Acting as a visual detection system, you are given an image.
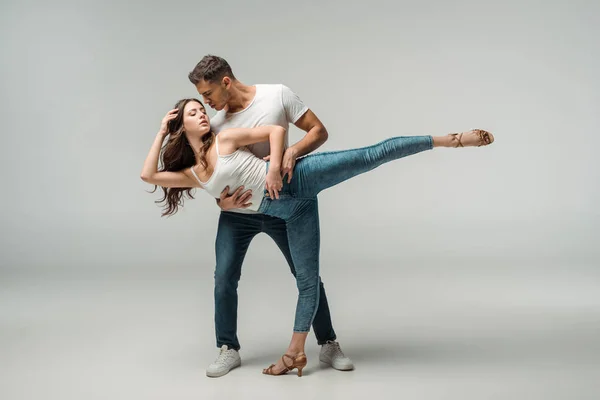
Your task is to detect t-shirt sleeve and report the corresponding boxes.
[281,85,309,124]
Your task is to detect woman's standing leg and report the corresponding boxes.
[263,200,338,345]
[260,199,321,376]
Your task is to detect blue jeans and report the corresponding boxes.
[258,135,434,332]
[214,209,337,350]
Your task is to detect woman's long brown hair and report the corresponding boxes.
[150,98,214,217]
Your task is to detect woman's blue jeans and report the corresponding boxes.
[258,135,433,332]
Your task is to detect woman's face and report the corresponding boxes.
[182,101,210,136]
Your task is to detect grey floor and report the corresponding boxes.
[2,259,599,400]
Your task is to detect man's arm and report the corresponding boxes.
[290,109,329,158]
[279,109,329,183]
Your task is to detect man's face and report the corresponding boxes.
[195,78,230,111]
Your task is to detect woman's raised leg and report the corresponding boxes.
[290,129,493,198]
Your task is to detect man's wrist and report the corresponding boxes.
[286,146,299,157]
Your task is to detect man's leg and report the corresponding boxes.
[263,209,337,344]
[213,211,260,350]
[208,211,261,378]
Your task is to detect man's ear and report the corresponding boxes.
[222,76,231,88]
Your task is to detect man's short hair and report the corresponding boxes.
[188,55,236,84]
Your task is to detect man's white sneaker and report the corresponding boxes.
[206,345,241,377]
[319,340,354,371]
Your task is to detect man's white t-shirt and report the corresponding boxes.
[210,84,309,213]
[210,84,309,159]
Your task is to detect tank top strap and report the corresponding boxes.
[215,134,220,156]
[189,165,204,187]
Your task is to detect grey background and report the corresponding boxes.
[1,0,599,399]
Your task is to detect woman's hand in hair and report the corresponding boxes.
[159,109,178,136]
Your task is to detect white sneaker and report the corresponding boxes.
[319,340,354,371]
[206,345,241,377]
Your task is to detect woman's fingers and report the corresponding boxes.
[163,109,178,120]
[161,109,179,127]
[268,182,281,200]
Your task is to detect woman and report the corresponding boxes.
[141,98,494,377]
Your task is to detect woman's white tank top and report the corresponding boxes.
[189,137,267,212]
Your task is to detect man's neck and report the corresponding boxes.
[225,81,256,114]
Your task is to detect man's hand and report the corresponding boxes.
[216,186,253,210]
[264,147,298,183]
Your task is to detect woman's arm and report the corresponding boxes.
[219,125,286,199]
[218,125,286,170]
[140,109,198,188]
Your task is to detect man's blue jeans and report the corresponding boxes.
[214,207,337,350]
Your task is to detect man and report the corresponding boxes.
[188,55,354,377]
